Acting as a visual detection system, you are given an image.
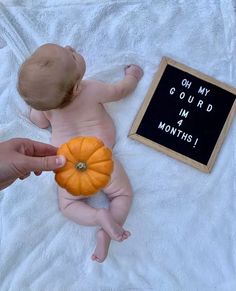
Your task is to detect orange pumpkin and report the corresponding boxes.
[55,136,113,196]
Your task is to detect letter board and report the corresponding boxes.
[129,57,236,172]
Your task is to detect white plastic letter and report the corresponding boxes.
[170,87,176,95]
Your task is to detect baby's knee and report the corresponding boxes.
[58,194,71,214]
[58,196,65,211]
[108,186,133,201]
[120,180,133,199]
[124,187,133,198]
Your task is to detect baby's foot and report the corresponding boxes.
[91,229,111,263]
[121,230,131,240]
[125,64,144,81]
[96,208,130,242]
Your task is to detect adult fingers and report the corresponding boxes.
[23,155,66,172]
[19,173,31,180]
[30,140,58,157]
[16,139,58,157]
[34,171,42,176]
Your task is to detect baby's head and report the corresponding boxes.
[18,43,86,110]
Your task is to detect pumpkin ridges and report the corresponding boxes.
[65,143,78,163]
[86,169,110,189]
[55,168,75,188]
[88,159,112,165]
[88,160,113,175]
[84,171,98,191]
[64,170,76,188]
[80,137,104,161]
[64,171,80,194]
[87,168,110,178]
[80,172,98,195]
[87,146,112,164]
[67,136,103,162]
[65,136,84,162]
[78,136,84,161]
[57,144,77,164]
[76,172,81,195]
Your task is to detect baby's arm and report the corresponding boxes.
[92,64,143,103]
[30,108,50,129]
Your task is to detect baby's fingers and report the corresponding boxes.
[125,64,144,81]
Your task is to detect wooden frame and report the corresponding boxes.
[129,57,236,172]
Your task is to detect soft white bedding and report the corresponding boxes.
[0,1,235,290]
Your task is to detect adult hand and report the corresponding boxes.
[0,138,66,190]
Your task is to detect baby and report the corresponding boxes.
[17,43,143,262]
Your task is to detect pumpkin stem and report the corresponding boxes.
[76,162,87,171]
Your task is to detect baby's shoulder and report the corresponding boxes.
[85,77,112,86]
[83,79,105,88]
[83,79,111,94]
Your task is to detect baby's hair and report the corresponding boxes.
[17,54,75,111]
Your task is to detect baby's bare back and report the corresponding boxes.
[45,80,116,148]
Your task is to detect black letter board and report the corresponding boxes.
[129,57,236,172]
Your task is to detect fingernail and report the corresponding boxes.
[56,155,66,166]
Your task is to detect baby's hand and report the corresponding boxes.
[125,64,144,81]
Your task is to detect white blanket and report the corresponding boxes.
[0,1,235,290]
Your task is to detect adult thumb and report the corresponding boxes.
[24,155,66,172]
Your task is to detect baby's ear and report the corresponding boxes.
[72,80,81,96]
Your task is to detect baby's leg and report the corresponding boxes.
[92,159,133,262]
[105,159,132,234]
[58,187,127,241]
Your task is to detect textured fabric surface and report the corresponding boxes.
[0,1,235,290]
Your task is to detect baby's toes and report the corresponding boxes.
[115,233,124,242]
[122,230,131,240]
